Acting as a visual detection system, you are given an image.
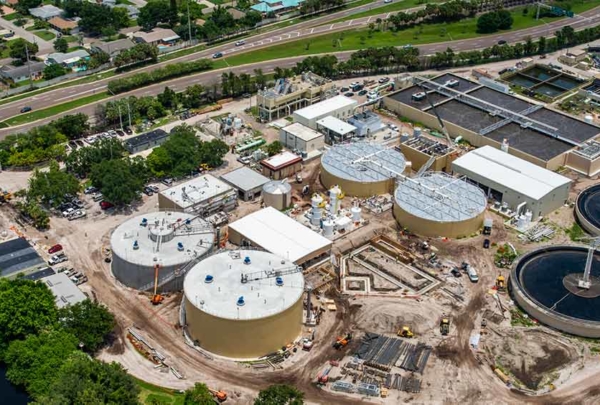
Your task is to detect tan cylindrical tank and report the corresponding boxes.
[262,180,292,210]
[393,203,485,238]
[183,250,304,359]
[320,142,406,198]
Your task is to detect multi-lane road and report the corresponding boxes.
[1,3,600,136]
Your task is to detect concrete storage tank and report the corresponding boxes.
[576,184,600,236]
[510,245,600,337]
[262,180,292,210]
[183,250,305,359]
[393,172,486,238]
[321,142,406,197]
[110,212,214,292]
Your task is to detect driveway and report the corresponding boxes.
[0,17,54,54]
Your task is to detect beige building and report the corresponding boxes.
[158,175,237,215]
[383,73,600,173]
[257,72,334,121]
[183,250,304,359]
[279,122,324,154]
[398,136,457,173]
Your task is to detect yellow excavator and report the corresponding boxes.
[496,275,506,292]
[150,264,164,305]
[398,326,414,338]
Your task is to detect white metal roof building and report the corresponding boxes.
[317,116,357,143]
[42,273,86,308]
[452,145,571,219]
[183,250,304,358]
[293,95,358,129]
[228,207,332,265]
[158,175,237,214]
[279,122,324,154]
[220,167,270,201]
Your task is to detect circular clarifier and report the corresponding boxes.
[576,184,600,235]
[510,245,600,337]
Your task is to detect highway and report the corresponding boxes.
[1,5,599,136]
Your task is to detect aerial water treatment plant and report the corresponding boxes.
[183,250,305,359]
[110,212,215,291]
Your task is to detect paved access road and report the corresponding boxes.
[1,5,600,136]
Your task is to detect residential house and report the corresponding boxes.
[114,4,139,18]
[132,28,180,47]
[91,38,136,60]
[0,61,45,83]
[227,8,246,20]
[28,5,64,20]
[45,49,90,71]
[48,17,79,35]
[251,0,304,14]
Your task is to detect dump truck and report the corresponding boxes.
[440,318,450,336]
[398,326,414,338]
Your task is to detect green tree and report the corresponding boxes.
[184,383,214,404]
[496,10,513,30]
[17,201,50,229]
[265,141,282,157]
[28,160,80,207]
[199,139,228,169]
[158,124,203,177]
[52,114,89,140]
[90,158,146,205]
[181,84,205,109]
[138,0,172,31]
[58,300,115,353]
[15,0,42,14]
[43,63,67,80]
[53,37,69,53]
[65,138,126,177]
[5,329,78,397]
[38,351,140,405]
[9,39,39,62]
[0,278,58,351]
[254,384,304,405]
[146,146,172,178]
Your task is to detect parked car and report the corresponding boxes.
[388,123,399,131]
[62,207,75,217]
[76,140,85,147]
[100,201,114,210]
[341,87,349,92]
[20,106,32,113]
[48,244,63,254]
[149,185,160,193]
[143,187,154,196]
[116,130,125,137]
[235,40,245,46]
[48,253,68,266]
[450,267,462,277]
[84,186,97,194]
[161,178,173,186]
[69,141,78,149]
[344,92,354,97]
[124,127,133,135]
[378,77,390,84]
[483,238,490,249]
[92,193,104,202]
[358,89,368,96]
[466,266,479,282]
[212,52,223,58]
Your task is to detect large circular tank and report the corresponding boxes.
[183,250,305,359]
[575,184,600,235]
[262,180,292,210]
[393,172,486,238]
[320,142,406,197]
[110,212,214,292]
[510,245,600,337]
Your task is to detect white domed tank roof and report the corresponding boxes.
[111,212,214,268]
[184,250,305,321]
[262,180,292,195]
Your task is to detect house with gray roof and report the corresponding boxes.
[0,61,45,83]
[29,4,63,20]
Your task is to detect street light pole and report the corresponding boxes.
[25,44,32,89]
[187,0,192,46]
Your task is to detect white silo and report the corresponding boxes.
[262,180,292,211]
[351,206,361,223]
[322,219,335,238]
[501,139,509,153]
[310,194,324,225]
[329,185,342,215]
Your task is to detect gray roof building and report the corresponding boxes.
[0,61,46,82]
[92,38,137,57]
[0,238,45,278]
[46,49,90,65]
[28,5,63,20]
[23,267,55,281]
[41,273,87,308]
[220,166,270,201]
[124,129,169,153]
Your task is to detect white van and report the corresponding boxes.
[467,266,479,283]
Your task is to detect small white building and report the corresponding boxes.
[41,273,86,308]
[279,122,324,154]
[317,116,357,143]
[228,206,332,265]
[293,95,357,129]
[452,145,571,220]
[158,174,237,215]
[347,111,386,137]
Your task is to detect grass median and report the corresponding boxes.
[329,0,436,23]
[135,378,184,405]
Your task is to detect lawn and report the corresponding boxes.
[33,30,56,41]
[135,378,185,405]
[330,0,438,23]
[67,46,85,52]
[3,12,27,21]
[62,35,79,43]
[1,92,109,126]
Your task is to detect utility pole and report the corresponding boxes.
[187,0,192,46]
[117,103,123,130]
[25,44,32,89]
[127,100,132,128]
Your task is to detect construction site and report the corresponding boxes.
[5,68,600,405]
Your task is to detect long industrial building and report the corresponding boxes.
[183,250,304,358]
[293,95,357,129]
[228,207,332,266]
[383,73,600,173]
[452,146,571,220]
